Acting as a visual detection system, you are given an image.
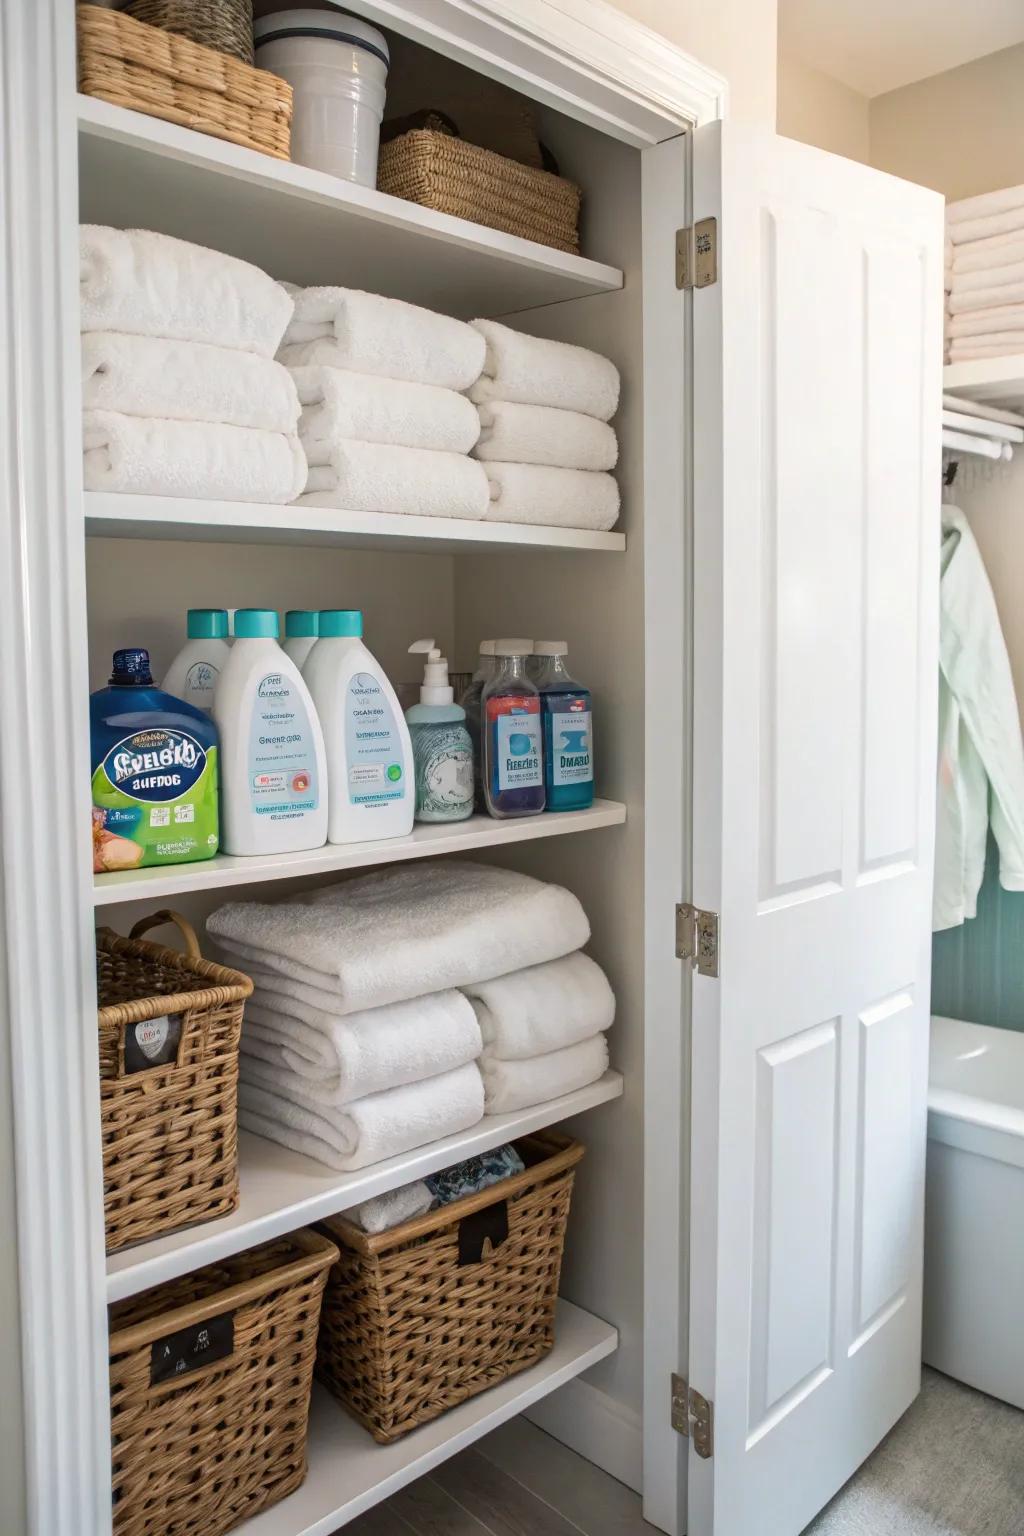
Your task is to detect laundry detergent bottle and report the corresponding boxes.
[282,609,319,669]
[406,639,474,823]
[304,609,414,843]
[161,608,231,714]
[481,639,545,818]
[533,641,594,811]
[91,647,219,872]
[213,608,327,855]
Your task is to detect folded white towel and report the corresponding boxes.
[240,989,482,1104]
[293,364,480,455]
[485,461,620,531]
[81,333,300,432]
[481,1035,609,1114]
[461,951,615,1061]
[80,225,292,357]
[952,259,1024,296]
[947,184,1024,228]
[237,1061,485,1172]
[82,411,307,502]
[299,440,489,519]
[952,233,1024,274]
[949,279,1024,315]
[348,1182,434,1233]
[948,210,1024,248]
[948,336,1024,361]
[947,304,1024,338]
[279,288,485,390]
[473,400,618,471]
[469,319,620,422]
[208,860,591,1013]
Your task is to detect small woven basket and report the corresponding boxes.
[124,0,255,66]
[316,1131,584,1443]
[109,1229,338,1536]
[77,4,292,161]
[378,129,582,253]
[97,910,252,1254]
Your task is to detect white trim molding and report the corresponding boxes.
[526,1375,644,1492]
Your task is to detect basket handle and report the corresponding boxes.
[129,909,202,960]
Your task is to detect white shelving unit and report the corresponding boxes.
[944,355,1024,414]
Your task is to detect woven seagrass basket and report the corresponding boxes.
[109,1229,338,1536]
[97,910,252,1254]
[378,129,582,253]
[316,1131,584,1443]
[77,4,292,160]
[124,0,255,66]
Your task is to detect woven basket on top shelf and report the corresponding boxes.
[108,1229,338,1536]
[124,0,256,66]
[378,129,582,254]
[97,910,252,1253]
[316,1131,584,1443]
[77,3,292,160]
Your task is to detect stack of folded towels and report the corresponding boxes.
[469,318,621,531]
[207,859,615,1172]
[946,186,1024,364]
[279,285,491,519]
[80,226,306,502]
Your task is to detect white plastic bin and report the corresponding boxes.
[255,10,389,186]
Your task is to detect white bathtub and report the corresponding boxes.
[924,1014,1024,1408]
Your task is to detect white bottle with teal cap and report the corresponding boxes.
[162,609,231,714]
[304,609,414,844]
[282,610,319,669]
[214,607,328,855]
[406,640,474,823]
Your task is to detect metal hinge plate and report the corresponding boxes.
[671,1374,715,1458]
[676,903,720,977]
[675,217,718,290]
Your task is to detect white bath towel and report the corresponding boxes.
[947,304,1024,338]
[948,210,1024,248]
[80,225,292,357]
[948,279,1024,315]
[293,365,480,455]
[240,989,482,1104]
[279,288,485,390]
[347,1181,434,1233]
[462,951,615,1061]
[485,461,620,531]
[469,319,620,422]
[952,259,1024,296]
[237,1061,485,1172]
[82,411,307,502]
[81,333,300,432]
[473,400,618,471]
[481,1035,609,1114]
[299,440,490,519]
[948,184,1024,228]
[208,860,591,1013]
[952,234,1024,275]
[948,337,1024,361]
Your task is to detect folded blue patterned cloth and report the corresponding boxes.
[426,1144,525,1207]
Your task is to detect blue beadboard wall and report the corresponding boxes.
[932,836,1024,1032]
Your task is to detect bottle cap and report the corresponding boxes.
[533,640,568,656]
[409,639,454,705]
[493,638,534,657]
[234,609,279,639]
[110,647,154,686]
[285,610,319,638]
[319,609,363,638]
[186,608,229,640]
[479,640,496,657]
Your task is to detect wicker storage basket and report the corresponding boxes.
[77,4,292,161]
[378,129,582,254]
[316,1131,585,1442]
[124,0,255,66]
[109,1229,338,1536]
[97,910,252,1254]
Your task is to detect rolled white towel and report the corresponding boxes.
[299,440,490,519]
[293,364,480,455]
[81,333,300,432]
[279,288,485,390]
[469,319,620,421]
[237,1061,485,1172]
[481,1035,609,1114]
[82,411,307,503]
[348,1181,434,1233]
[240,988,482,1104]
[473,400,618,471]
[947,304,1024,338]
[80,225,292,357]
[461,952,615,1061]
[485,461,620,531]
[208,860,592,1014]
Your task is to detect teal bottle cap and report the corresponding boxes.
[234,608,280,639]
[187,608,229,640]
[319,609,363,638]
[285,610,319,638]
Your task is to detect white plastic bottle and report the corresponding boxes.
[213,608,328,855]
[282,609,319,669]
[304,608,414,844]
[161,609,232,714]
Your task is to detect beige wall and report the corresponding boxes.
[612,0,778,124]
[777,51,870,161]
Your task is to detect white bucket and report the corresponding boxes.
[255,10,389,187]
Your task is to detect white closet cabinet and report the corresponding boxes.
[0,4,940,1536]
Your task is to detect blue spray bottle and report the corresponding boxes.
[533,641,594,811]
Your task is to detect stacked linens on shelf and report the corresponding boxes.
[946,186,1024,363]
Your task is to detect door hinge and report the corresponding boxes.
[675,903,720,977]
[675,217,718,290]
[671,1374,715,1458]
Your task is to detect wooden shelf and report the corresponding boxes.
[93,801,626,906]
[77,96,623,317]
[232,1301,617,1536]
[944,356,1024,414]
[106,1071,623,1301]
[84,492,627,555]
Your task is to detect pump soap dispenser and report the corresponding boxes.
[405,639,474,823]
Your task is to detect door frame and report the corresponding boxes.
[1,3,723,1530]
